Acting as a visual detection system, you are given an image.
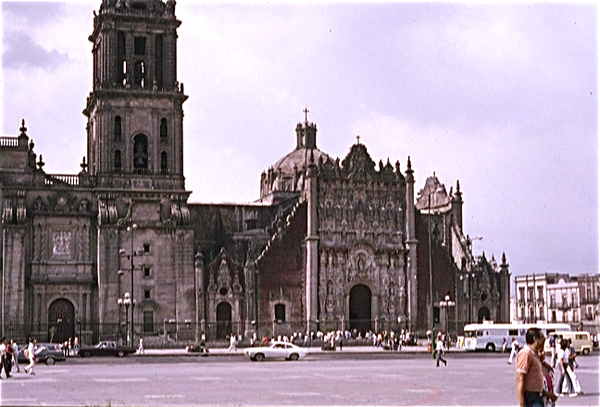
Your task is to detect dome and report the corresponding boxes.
[272,147,330,175]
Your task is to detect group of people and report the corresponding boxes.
[515,328,584,407]
[0,337,38,378]
[550,336,582,398]
[60,336,80,357]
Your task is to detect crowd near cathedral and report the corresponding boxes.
[0,0,510,345]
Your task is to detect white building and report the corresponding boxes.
[514,273,599,334]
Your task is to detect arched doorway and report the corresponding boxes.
[216,302,232,340]
[48,299,75,344]
[477,307,490,323]
[349,284,371,334]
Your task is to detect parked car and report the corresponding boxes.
[77,341,137,357]
[17,343,66,365]
[244,341,308,361]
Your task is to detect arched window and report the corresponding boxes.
[114,116,122,138]
[114,149,122,170]
[160,151,168,173]
[133,134,149,170]
[134,60,146,88]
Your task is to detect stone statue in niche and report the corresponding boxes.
[79,199,90,213]
[326,280,334,314]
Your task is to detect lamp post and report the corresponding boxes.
[127,224,137,348]
[118,292,131,346]
[439,294,455,340]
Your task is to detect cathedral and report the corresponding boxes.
[0,0,510,345]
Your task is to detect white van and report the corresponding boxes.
[549,331,593,355]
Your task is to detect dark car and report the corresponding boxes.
[18,343,66,365]
[77,341,137,357]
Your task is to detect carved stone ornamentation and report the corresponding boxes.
[52,230,71,258]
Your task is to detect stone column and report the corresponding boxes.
[194,250,204,342]
[404,157,418,331]
[305,151,319,336]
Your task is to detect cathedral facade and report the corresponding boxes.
[0,0,510,345]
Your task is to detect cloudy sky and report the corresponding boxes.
[2,1,598,283]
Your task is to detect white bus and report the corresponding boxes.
[464,322,571,352]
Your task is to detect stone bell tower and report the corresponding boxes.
[84,0,195,337]
[83,0,187,189]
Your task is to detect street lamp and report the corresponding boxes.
[117,293,131,346]
[117,292,136,347]
[127,224,137,347]
[439,294,456,341]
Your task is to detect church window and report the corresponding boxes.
[143,311,154,333]
[134,37,146,56]
[143,266,151,278]
[160,151,168,173]
[144,289,151,299]
[114,149,122,170]
[160,118,168,140]
[133,134,149,171]
[117,31,126,86]
[114,116,122,138]
[274,304,286,322]
[134,60,146,88]
[143,244,150,254]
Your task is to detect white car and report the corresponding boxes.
[244,341,308,361]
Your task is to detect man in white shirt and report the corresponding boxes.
[24,338,36,375]
[508,337,520,364]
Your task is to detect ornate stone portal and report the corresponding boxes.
[314,142,411,331]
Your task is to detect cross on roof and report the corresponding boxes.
[303,107,309,122]
[356,135,360,144]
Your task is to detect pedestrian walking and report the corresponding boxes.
[228,333,237,352]
[435,333,447,367]
[515,327,557,407]
[548,335,556,367]
[24,338,36,375]
[0,337,12,379]
[555,339,580,397]
[567,340,579,369]
[137,337,145,355]
[508,337,520,364]
[10,340,20,373]
[502,338,508,353]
